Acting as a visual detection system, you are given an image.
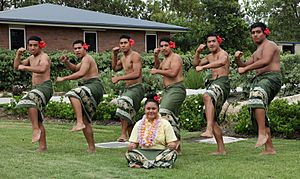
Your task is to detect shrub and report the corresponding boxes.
[184,69,207,89]
[179,94,206,131]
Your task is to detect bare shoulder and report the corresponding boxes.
[265,40,279,51]
[172,53,183,62]
[83,54,94,62]
[131,51,142,62]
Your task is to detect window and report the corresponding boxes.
[9,28,25,50]
[84,31,97,52]
[282,45,295,54]
[145,34,157,52]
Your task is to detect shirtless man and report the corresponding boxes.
[112,35,144,142]
[57,40,104,153]
[14,36,53,152]
[235,22,281,155]
[193,33,230,155]
[151,37,186,153]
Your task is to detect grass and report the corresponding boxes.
[0,119,299,179]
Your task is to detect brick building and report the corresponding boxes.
[0,4,188,53]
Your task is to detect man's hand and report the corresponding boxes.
[150,68,158,75]
[128,143,138,151]
[154,48,160,57]
[196,66,204,72]
[56,77,65,82]
[238,67,246,74]
[18,65,26,71]
[234,51,243,60]
[112,47,120,54]
[59,55,69,63]
[16,47,26,56]
[111,76,119,84]
[196,44,206,53]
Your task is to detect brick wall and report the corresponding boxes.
[0,24,9,49]
[0,24,170,53]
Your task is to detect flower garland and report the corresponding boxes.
[138,115,160,147]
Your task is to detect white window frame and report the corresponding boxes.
[83,31,98,52]
[145,32,157,52]
[9,27,26,50]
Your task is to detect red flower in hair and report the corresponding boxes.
[264,28,270,36]
[38,41,46,49]
[83,43,89,50]
[153,95,160,103]
[217,36,223,44]
[129,39,135,46]
[169,41,176,48]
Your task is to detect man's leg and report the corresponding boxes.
[210,121,226,155]
[38,122,47,152]
[82,117,95,153]
[118,118,128,142]
[28,108,41,143]
[201,94,214,138]
[254,108,268,148]
[260,127,276,155]
[69,97,85,131]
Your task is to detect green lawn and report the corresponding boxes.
[0,119,299,179]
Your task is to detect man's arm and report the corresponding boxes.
[60,55,79,72]
[57,58,90,81]
[112,47,122,72]
[152,55,182,78]
[234,51,254,67]
[241,43,276,73]
[193,44,209,67]
[18,55,49,73]
[201,53,228,70]
[13,47,29,70]
[153,48,161,69]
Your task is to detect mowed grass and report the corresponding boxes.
[0,119,299,179]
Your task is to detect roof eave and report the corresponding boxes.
[0,19,189,32]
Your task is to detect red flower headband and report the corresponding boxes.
[153,95,160,103]
[83,43,89,50]
[169,41,176,48]
[38,41,46,49]
[264,28,270,36]
[129,39,135,46]
[217,36,223,44]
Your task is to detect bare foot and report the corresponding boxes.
[255,134,269,148]
[131,164,141,168]
[32,129,41,143]
[209,151,226,155]
[87,148,96,153]
[260,150,276,155]
[71,123,86,132]
[200,130,214,138]
[117,136,127,142]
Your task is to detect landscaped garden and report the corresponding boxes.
[1,48,300,178]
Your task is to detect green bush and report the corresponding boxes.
[184,69,207,89]
[232,99,300,138]
[179,94,206,131]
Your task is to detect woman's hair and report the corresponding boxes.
[144,92,160,107]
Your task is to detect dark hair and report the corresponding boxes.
[250,22,267,32]
[206,32,219,39]
[27,36,42,43]
[144,92,160,107]
[159,36,171,43]
[120,35,131,40]
[72,40,84,46]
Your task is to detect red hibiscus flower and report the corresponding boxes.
[217,36,223,44]
[153,95,160,103]
[129,39,135,46]
[264,28,270,36]
[38,41,46,49]
[169,41,176,48]
[83,43,89,50]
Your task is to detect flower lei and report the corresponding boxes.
[38,41,46,49]
[169,41,176,48]
[138,114,160,147]
[129,39,135,46]
[83,43,89,50]
[264,28,270,36]
[217,36,223,44]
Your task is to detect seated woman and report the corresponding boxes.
[125,93,178,169]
